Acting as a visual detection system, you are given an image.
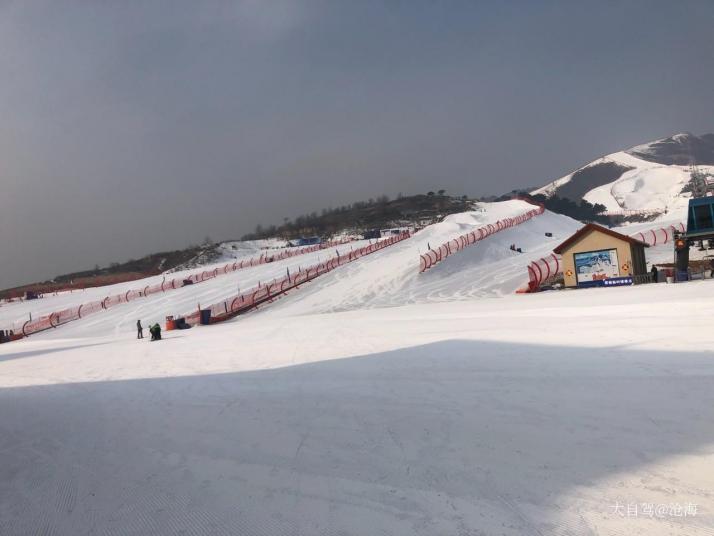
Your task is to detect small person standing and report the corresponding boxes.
[137,319,144,339]
[650,265,659,283]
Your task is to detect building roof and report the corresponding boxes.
[553,223,649,254]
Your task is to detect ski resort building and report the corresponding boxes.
[554,224,649,288]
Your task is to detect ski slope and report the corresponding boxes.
[264,200,581,316]
[0,241,367,339]
[170,238,291,270]
[0,239,289,329]
[1,200,580,338]
[3,199,703,340]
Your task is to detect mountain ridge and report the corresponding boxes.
[532,132,714,216]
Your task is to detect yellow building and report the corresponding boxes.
[553,224,649,288]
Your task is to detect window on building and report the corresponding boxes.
[693,204,714,231]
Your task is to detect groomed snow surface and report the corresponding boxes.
[1,200,713,535]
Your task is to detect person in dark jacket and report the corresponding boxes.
[650,265,659,283]
[137,319,144,339]
[150,323,162,341]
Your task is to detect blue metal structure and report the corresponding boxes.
[673,196,714,281]
[686,196,714,235]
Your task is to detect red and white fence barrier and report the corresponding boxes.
[167,238,353,278]
[601,208,661,217]
[631,222,685,247]
[523,222,686,292]
[419,204,545,273]
[8,238,354,340]
[179,233,412,325]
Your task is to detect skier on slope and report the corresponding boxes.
[136,319,144,339]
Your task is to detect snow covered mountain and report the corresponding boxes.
[532,132,714,218]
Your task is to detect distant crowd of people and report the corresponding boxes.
[509,244,523,253]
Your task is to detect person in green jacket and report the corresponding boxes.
[149,323,162,341]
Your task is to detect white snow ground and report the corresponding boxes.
[1,200,713,535]
[1,281,713,535]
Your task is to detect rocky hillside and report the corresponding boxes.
[627,132,714,165]
[241,193,473,240]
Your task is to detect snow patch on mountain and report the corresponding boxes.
[532,133,714,221]
[582,156,692,213]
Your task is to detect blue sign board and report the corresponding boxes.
[578,276,633,288]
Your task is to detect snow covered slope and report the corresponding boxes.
[0,241,366,338]
[2,195,714,535]
[581,153,693,214]
[0,241,307,329]
[264,200,580,315]
[2,276,714,536]
[0,201,580,337]
[167,238,294,272]
[532,133,714,219]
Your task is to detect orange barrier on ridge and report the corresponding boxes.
[419,203,545,273]
[178,233,412,326]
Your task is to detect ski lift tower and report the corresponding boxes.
[675,195,714,280]
[689,165,714,198]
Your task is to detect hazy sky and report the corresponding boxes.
[1,1,713,288]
